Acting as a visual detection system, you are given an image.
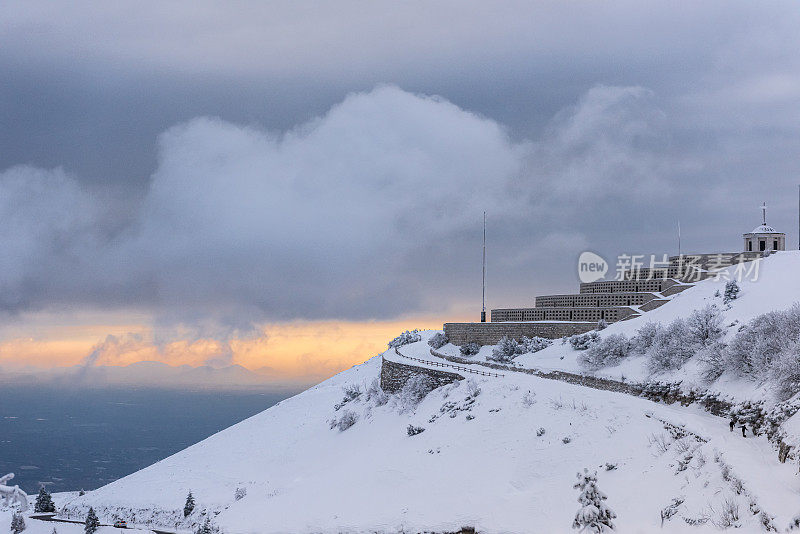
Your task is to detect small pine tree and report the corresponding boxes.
[35,486,56,513]
[724,280,740,304]
[10,512,26,534]
[84,507,100,534]
[184,491,196,517]
[195,518,219,534]
[572,469,616,532]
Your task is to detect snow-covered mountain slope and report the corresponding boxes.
[66,351,796,532]
[62,252,800,533]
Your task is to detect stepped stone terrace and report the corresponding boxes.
[445,250,764,346]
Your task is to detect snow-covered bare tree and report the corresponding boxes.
[572,469,616,532]
[698,342,727,383]
[630,322,661,355]
[687,305,724,346]
[647,319,693,374]
[579,334,631,371]
[726,305,800,379]
[771,346,800,400]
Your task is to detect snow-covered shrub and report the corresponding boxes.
[579,334,632,371]
[596,319,609,331]
[520,336,552,353]
[636,382,683,404]
[723,280,740,304]
[364,378,389,406]
[331,410,358,431]
[631,322,661,354]
[334,383,363,410]
[388,329,422,348]
[562,436,571,444]
[406,424,425,436]
[648,319,694,374]
[428,332,449,350]
[572,469,616,533]
[648,432,671,454]
[234,487,247,501]
[460,342,480,356]
[466,379,481,398]
[536,427,546,437]
[522,390,537,407]
[711,497,740,529]
[488,336,525,363]
[687,305,724,346]
[660,497,684,525]
[726,305,800,380]
[396,374,436,412]
[569,332,600,350]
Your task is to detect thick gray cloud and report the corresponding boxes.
[0,86,527,328]
[2,1,800,332]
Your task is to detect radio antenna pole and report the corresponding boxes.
[481,211,486,323]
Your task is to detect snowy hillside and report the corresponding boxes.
[51,252,800,533]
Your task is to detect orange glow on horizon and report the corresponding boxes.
[0,316,465,383]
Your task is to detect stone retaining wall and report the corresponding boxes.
[428,348,733,417]
[380,356,464,393]
[444,321,596,345]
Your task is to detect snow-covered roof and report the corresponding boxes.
[747,224,782,234]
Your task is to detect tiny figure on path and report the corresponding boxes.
[741,425,747,437]
[729,419,735,432]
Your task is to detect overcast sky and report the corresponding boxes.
[2,1,800,370]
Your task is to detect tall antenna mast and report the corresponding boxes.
[798,186,799,250]
[677,221,681,257]
[481,211,486,323]
[762,201,767,225]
